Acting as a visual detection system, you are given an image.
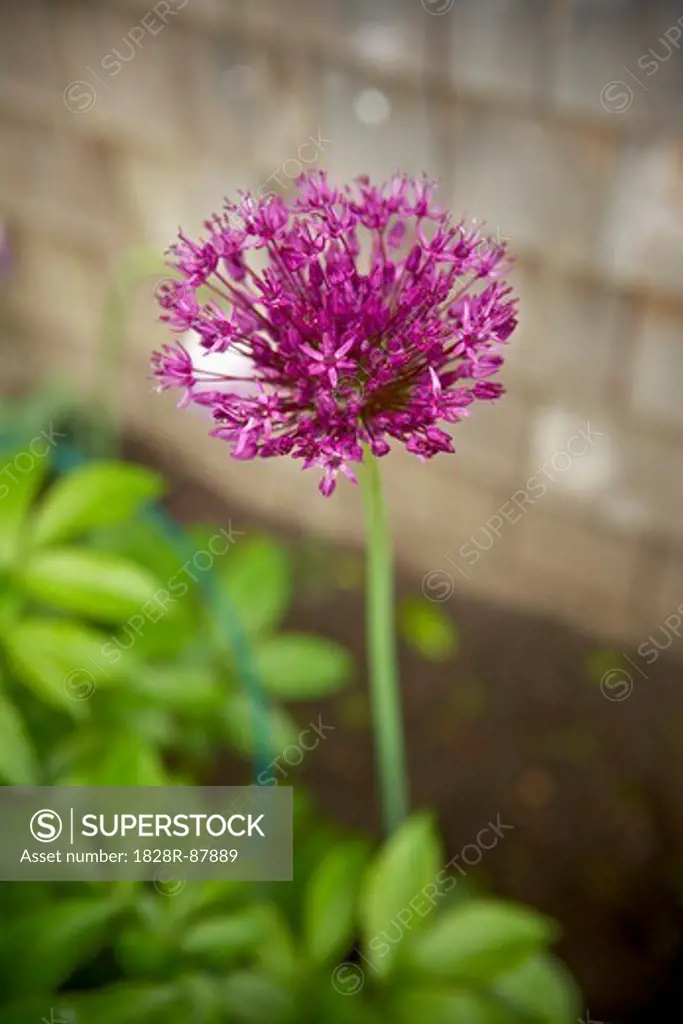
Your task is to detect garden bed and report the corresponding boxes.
[129,434,683,1024]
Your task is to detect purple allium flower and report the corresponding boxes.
[151,172,518,496]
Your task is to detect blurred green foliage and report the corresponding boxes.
[0,806,578,1024]
[0,451,352,786]
[398,596,458,663]
[0,448,579,1022]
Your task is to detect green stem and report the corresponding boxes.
[358,453,408,834]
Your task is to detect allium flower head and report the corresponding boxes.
[151,172,518,495]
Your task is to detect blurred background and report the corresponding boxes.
[2,0,683,1021]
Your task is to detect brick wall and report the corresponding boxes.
[2,0,683,645]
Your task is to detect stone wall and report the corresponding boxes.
[2,0,683,645]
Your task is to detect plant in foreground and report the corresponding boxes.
[0,450,352,788]
[151,171,519,833]
[0,809,580,1024]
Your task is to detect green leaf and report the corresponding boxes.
[256,634,352,699]
[392,985,509,1024]
[174,972,225,1021]
[312,987,387,1024]
[218,534,292,636]
[180,908,268,967]
[50,711,173,785]
[57,981,179,1024]
[0,586,22,636]
[492,953,581,1024]
[585,649,632,693]
[0,896,122,999]
[0,441,49,567]
[119,664,221,711]
[2,618,120,715]
[17,548,163,622]
[87,732,170,786]
[252,903,299,982]
[0,880,51,919]
[92,517,196,591]
[304,838,369,964]
[219,970,297,1023]
[114,923,171,979]
[0,997,71,1024]
[408,899,558,983]
[126,600,196,661]
[159,879,246,928]
[93,519,216,660]
[399,596,458,662]
[360,813,442,976]
[0,688,39,783]
[221,692,300,759]
[30,460,164,547]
